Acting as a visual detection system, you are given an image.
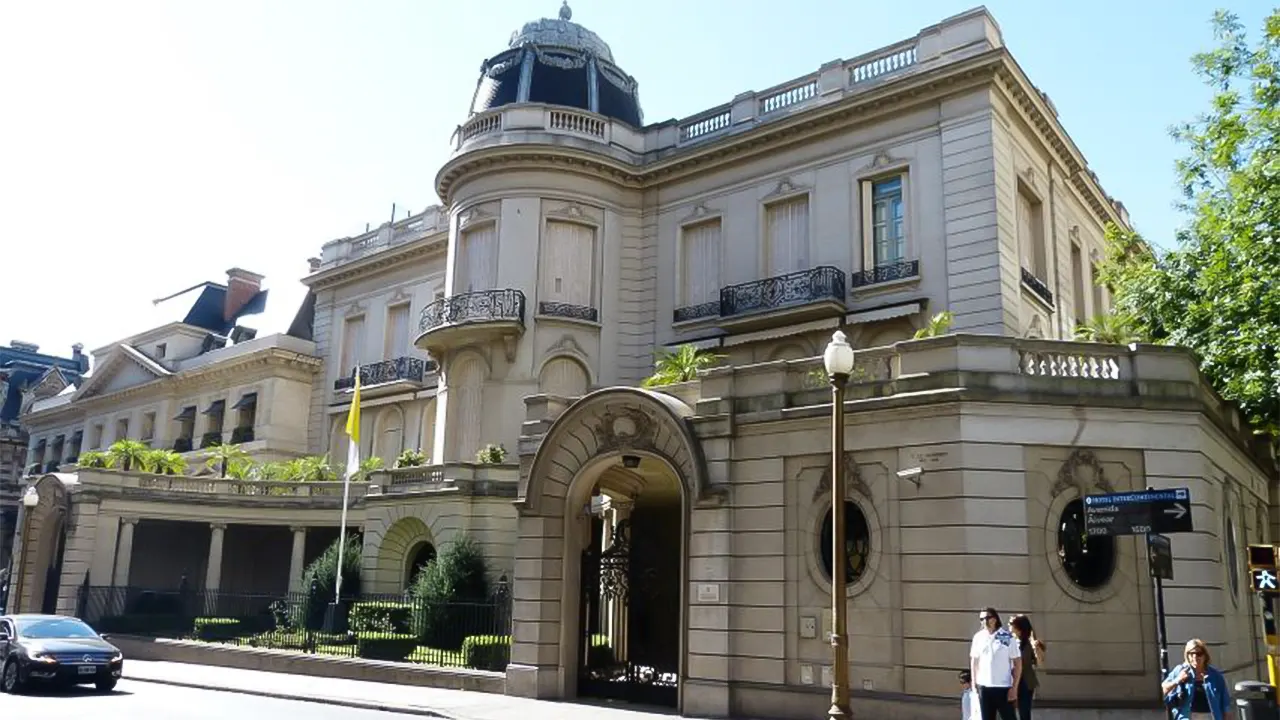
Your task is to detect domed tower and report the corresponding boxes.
[469,0,642,126]
[419,3,650,465]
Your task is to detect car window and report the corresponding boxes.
[0,620,11,637]
[16,617,99,639]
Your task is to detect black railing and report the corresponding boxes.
[173,437,193,453]
[334,356,437,391]
[78,584,513,672]
[719,266,846,318]
[1021,267,1055,306]
[851,259,919,288]
[419,289,526,334]
[200,431,223,449]
[538,302,599,323]
[230,426,255,444]
[672,301,720,324]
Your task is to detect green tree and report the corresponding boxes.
[641,344,724,387]
[1098,10,1280,444]
[912,311,954,339]
[203,443,252,478]
[106,439,150,472]
[1073,312,1145,345]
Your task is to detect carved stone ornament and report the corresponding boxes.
[548,202,593,224]
[1021,166,1037,188]
[813,452,873,502]
[387,287,412,306]
[343,301,366,319]
[549,334,585,357]
[872,151,892,168]
[1069,225,1081,242]
[458,207,494,230]
[1025,315,1045,340]
[590,406,658,455]
[1051,448,1116,498]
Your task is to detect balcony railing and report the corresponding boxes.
[419,289,526,334]
[537,302,599,323]
[719,266,846,318]
[334,356,437,391]
[673,301,721,324]
[1021,267,1055,306]
[851,259,920,288]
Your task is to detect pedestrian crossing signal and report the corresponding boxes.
[1252,568,1279,594]
[1249,544,1278,570]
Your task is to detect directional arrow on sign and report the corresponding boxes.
[1163,503,1188,520]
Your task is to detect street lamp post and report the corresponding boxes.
[11,486,40,615]
[822,331,856,720]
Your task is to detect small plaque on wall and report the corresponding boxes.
[696,583,721,603]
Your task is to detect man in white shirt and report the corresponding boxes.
[969,606,1021,720]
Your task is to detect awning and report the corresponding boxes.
[845,301,923,325]
[231,392,258,410]
[52,434,65,446]
[173,406,196,421]
[201,399,226,416]
[70,430,83,443]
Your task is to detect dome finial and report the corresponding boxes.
[559,0,572,21]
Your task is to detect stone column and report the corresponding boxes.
[204,523,226,592]
[111,518,137,616]
[288,526,307,593]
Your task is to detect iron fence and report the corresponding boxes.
[77,583,513,671]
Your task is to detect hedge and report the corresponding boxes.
[356,633,418,662]
[461,634,510,671]
[192,617,242,642]
[349,601,413,635]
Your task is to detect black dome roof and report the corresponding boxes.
[469,2,643,127]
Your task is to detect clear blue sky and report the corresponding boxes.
[0,0,1270,359]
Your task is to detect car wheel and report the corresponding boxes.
[95,677,118,693]
[1,659,22,694]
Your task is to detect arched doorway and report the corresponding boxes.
[508,388,712,711]
[406,541,437,588]
[17,475,70,615]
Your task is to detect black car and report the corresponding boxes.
[0,614,123,693]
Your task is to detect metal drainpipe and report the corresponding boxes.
[1049,168,1065,339]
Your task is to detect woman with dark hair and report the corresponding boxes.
[969,606,1021,720]
[1009,615,1046,719]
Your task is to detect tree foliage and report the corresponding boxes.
[641,344,724,387]
[1098,10,1280,441]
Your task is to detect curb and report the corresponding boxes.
[127,674,454,718]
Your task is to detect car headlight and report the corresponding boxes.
[110,652,123,663]
[30,652,58,664]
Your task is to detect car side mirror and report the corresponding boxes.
[0,632,9,641]
[99,633,111,641]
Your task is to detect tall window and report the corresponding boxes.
[1017,186,1047,280]
[1090,260,1105,315]
[1071,244,1086,324]
[680,219,722,307]
[458,223,497,293]
[141,412,156,443]
[540,221,594,307]
[870,177,905,267]
[90,423,104,450]
[114,417,129,443]
[765,196,809,276]
[340,315,366,374]
[384,304,410,359]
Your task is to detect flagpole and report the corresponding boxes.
[333,366,361,614]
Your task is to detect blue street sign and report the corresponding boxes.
[1083,487,1194,537]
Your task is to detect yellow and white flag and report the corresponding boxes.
[334,370,361,602]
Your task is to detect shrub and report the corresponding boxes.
[349,601,413,634]
[76,451,110,469]
[395,449,428,468]
[356,633,418,662]
[300,533,363,629]
[193,617,242,642]
[408,534,491,649]
[461,634,510,671]
[475,443,506,464]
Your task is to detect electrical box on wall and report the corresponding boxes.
[800,615,817,638]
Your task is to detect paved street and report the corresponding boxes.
[4,679,420,719]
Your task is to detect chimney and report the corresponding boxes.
[224,268,265,322]
[72,343,88,373]
[307,257,322,273]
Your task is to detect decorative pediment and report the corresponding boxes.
[813,452,873,502]
[1025,315,1045,339]
[458,206,495,231]
[29,367,70,400]
[1019,166,1038,190]
[387,287,413,306]
[678,203,721,227]
[1050,448,1116,498]
[546,201,599,226]
[763,176,810,203]
[343,301,367,319]
[73,344,168,401]
[1068,225,1081,243]
[549,334,586,358]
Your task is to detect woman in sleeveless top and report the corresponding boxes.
[1009,615,1045,720]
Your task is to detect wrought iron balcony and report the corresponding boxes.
[851,259,920,289]
[419,289,526,334]
[673,301,720,324]
[1021,267,1055,306]
[720,266,846,318]
[538,302,599,323]
[334,356,437,391]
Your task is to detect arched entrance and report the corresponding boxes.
[506,388,712,711]
[16,475,71,615]
[406,541,437,588]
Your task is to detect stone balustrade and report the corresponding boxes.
[75,468,369,505]
[367,463,520,498]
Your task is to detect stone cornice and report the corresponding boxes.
[26,347,322,423]
[304,234,448,291]
[435,49,1125,237]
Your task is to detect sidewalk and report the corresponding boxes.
[123,659,677,719]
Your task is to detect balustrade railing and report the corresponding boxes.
[129,474,367,499]
[418,289,526,334]
[720,266,846,318]
[851,259,920,288]
[1018,344,1124,380]
[335,356,436,391]
[538,302,598,323]
[673,300,721,324]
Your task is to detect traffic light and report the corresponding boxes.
[1249,544,1279,594]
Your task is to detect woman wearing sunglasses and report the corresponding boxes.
[1161,638,1232,720]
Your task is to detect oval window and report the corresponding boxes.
[1057,498,1116,589]
[820,500,872,585]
